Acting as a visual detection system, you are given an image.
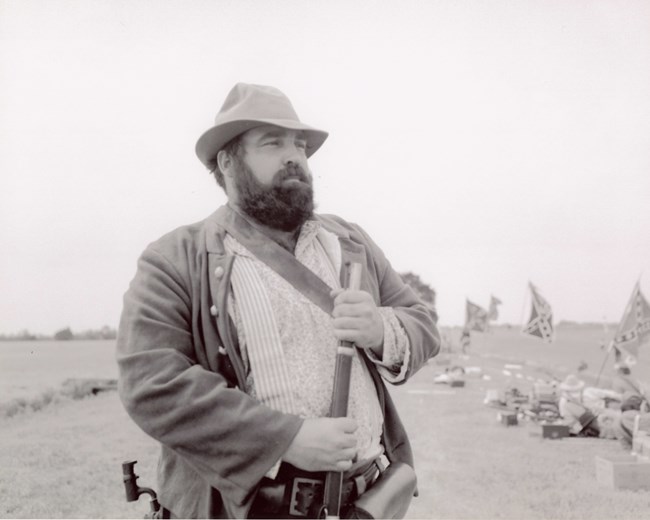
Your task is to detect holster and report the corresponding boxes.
[348,462,417,519]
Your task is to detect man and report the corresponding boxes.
[611,363,645,408]
[612,368,650,448]
[459,328,470,355]
[557,374,623,439]
[117,83,440,519]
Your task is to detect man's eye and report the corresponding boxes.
[263,140,280,146]
[296,141,307,150]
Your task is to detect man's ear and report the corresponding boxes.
[217,150,233,178]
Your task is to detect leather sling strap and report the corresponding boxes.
[218,209,336,316]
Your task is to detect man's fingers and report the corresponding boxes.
[332,289,369,306]
[332,435,357,451]
[332,316,364,330]
[332,303,372,319]
[332,328,365,347]
[338,447,358,461]
[283,410,360,472]
[336,417,358,434]
[336,459,354,472]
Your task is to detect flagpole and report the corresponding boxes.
[595,340,613,387]
[519,281,529,335]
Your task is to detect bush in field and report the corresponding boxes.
[0,379,116,418]
[54,327,74,340]
[400,271,436,305]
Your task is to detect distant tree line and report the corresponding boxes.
[2,273,436,341]
[400,271,436,306]
[0,325,117,341]
[556,320,617,329]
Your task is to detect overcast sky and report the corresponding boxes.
[1,0,649,335]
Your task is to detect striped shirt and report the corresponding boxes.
[224,220,410,465]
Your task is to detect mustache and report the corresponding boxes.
[274,164,311,185]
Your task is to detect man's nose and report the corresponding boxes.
[283,143,307,165]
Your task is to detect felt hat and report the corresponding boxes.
[195,83,329,168]
[559,374,585,393]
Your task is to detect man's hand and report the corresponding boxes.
[331,289,384,355]
[283,417,358,472]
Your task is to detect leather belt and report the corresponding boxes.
[249,460,381,519]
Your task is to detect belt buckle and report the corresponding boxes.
[289,477,323,517]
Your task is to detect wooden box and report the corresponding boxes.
[498,412,518,426]
[533,382,556,403]
[642,436,650,458]
[450,379,465,387]
[632,432,648,455]
[541,423,569,439]
[484,389,501,404]
[595,454,650,490]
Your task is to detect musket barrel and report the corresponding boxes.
[322,262,362,518]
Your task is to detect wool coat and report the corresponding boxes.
[117,205,440,518]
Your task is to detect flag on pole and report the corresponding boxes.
[488,295,502,320]
[612,281,650,364]
[466,299,489,332]
[460,328,471,354]
[522,282,554,342]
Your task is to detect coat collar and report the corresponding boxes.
[204,205,357,254]
[204,204,368,290]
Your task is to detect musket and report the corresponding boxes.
[320,262,363,519]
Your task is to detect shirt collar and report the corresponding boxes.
[225,219,323,259]
[294,220,322,258]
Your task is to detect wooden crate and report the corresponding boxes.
[497,411,518,426]
[450,379,465,387]
[484,389,501,404]
[632,432,649,455]
[595,454,650,490]
[533,382,556,403]
[642,436,650,458]
[541,423,570,439]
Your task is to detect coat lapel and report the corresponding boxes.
[316,216,371,295]
[204,209,248,388]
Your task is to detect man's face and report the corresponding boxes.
[230,125,315,232]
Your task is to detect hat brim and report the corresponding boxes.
[195,118,328,168]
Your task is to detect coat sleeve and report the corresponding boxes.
[351,224,441,383]
[116,245,302,506]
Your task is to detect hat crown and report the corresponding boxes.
[195,82,328,168]
[215,83,301,125]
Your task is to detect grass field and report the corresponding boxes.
[1,327,649,518]
[0,340,118,404]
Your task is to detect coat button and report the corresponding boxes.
[210,305,218,317]
[214,266,224,279]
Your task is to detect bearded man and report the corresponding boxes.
[117,83,440,519]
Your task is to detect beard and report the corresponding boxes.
[232,156,315,232]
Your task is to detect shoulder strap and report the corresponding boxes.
[218,208,335,315]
